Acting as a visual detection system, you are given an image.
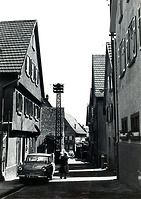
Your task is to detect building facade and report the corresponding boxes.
[64,113,87,158]
[39,95,65,155]
[0,20,44,180]
[87,55,107,168]
[104,42,116,171]
[110,0,141,188]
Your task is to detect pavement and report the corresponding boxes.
[0,160,78,198]
[0,159,141,198]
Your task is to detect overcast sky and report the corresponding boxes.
[1,0,110,125]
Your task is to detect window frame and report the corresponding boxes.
[34,104,40,121]
[118,0,123,24]
[24,97,29,118]
[16,91,23,115]
[131,112,139,133]
[126,16,137,67]
[138,4,141,50]
[25,55,30,77]
[121,117,128,135]
[118,38,126,79]
[32,34,35,51]
[106,103,113,123]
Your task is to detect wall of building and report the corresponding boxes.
[118,142,141,188]
[116,0,141,133]
[115,0,141,188]
[97,98,107,167]
[64,120,75,153]
[38,107,64,153]
[105,46,116,171]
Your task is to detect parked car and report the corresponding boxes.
[17,153,55,182]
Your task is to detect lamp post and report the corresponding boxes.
[53,83,64,163]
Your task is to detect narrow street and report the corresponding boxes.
[2,159,141,199]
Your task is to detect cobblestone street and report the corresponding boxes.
[1,159,141,199]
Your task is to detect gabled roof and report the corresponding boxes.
[92,54,105,97]
[65,113,87,135]
[0,20,36,73]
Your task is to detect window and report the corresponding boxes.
[25,56,30,77]
[138,4,141,49]
[31,62,36,82]
[28,100,33,119]
[131,112,139,132]
[69,136,73,141]
[24,97,28,118]
[118,38,126,79]
[34,104,40,121]
[35,67,39,86]
[65,136,68,141]
[25,55,32,78]
[24,97,34,119]
[16,92,23,115]
[32,34,35,51]
[106,104,113,122]
[108,74,113,91]
[126,16,137,67]
[25,55,39,86]
[121,117,128,134]
[119,0,123,24]
[69,145,73,150]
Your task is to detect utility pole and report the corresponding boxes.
[53,83,64,163]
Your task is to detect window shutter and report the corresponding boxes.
[117,47,121,77]
[133,16,137,57]
[16,91,19,112]
[138,5,141,49]
[25,56,30,77]
[126,30,130,67]
[29,58,32,77]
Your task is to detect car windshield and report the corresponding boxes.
[26,155,49,163]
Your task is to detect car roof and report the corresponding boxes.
[27,153,52,157]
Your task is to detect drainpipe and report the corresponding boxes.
[0,77,19,181]
[111,34,119,178]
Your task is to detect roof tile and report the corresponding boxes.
[0,20,36,73]
[92,54,105,97]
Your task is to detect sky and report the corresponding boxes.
[0,0,110,126]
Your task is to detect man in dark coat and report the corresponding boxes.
[59,152,69,179]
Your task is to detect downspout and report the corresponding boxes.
[111,34,119,178]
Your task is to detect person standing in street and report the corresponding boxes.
[59,152,69,179]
